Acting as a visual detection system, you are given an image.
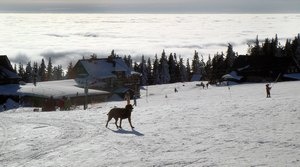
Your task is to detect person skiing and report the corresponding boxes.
[266,84,271,98]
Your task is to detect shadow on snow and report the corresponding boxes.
[108,127,144,136]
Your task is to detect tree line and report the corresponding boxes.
[15,34,300,85]
[15,57,65,84]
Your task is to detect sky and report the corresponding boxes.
[0,0,300,13]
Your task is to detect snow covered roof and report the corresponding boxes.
[222,71,243,81]
[0,79,110,99]
[0,66,20,79]
[0,56,21,84]
[78,58,132,79]
[191,74,202,81]
[283,73,300,80]
[0,55,13,69]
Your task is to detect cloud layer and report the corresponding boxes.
[1,14,299,68]
[1,0,300,13]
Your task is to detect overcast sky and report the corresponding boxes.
[0,0,300,13]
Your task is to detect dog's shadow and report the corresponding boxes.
[108,128,144,136]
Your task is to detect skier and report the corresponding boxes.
[174,88,178,93]
[133,94,137,106]
[266,84,271,98]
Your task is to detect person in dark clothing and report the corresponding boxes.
[133,94,137,106]
[3,104,7,111]
[266,84,271,98]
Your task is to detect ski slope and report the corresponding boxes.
[0,81,299,166]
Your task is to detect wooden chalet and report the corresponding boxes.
[0,55,21,85]
[73,56,141,98]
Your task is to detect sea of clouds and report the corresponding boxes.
[0,14,299,67]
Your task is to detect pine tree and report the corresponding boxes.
[225,43,236,71]
[284,39,293,57]
[133,62,139,72]
[110,50,117,58]
[47,57,53,81]
[192,50,201,74]
[33,62,38,86]
[250,35,261,57]
[159,50,170,84]
[146,57,153,85]
[18,63,25,80]
[211,52,226,82]
[168,53,177,83]
[24,62,32,83]
[139,55,148,85]
[186,58,191,81]
[204,55,212,81]
[53,65,64,80]
[66,62,75,79]
[178,58,187,82]
[39,59,46,81]
[152,54,160,85]
[127,55,133,69]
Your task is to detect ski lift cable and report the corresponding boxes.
[271,73,281,88]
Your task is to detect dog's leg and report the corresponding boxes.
[106,116,112,128]
[114,118,119,129]
[128,117,134,129]
[119,119,122,129]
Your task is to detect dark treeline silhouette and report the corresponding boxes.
[15,34,300,85]
[15,57,65,84]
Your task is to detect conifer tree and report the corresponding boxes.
[152,54,160,85]
[186,58,191,81]
[192,50,201,74]
[250,35,261,57]
[139,55,148,85]
[47,57,53,81]
[284,39,293,57]
[168,53,177,83]
[178,58,187,82]
[66,62,75,79]
[205,55,212,81]
[225,43,236,71]
[33,62,38,86]
[159,50,170,84]
[18,63,25,80]
[133,62,139,72]
[211,52,226,82]
[147,57,153,85]
[53,65,64,80]
[39,59,46,81]
[24,62,32,82]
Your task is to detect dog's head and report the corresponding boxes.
[125,104,134,111]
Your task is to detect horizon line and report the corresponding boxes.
[1,11,300,15]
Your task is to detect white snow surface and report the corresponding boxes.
[0,81,300,166]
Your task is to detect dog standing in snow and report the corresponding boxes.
[106,104,135,129]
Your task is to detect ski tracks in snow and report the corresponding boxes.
[0,118,8,154]
[0,116,100,167]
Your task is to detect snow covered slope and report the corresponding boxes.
[0,81,299,166]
